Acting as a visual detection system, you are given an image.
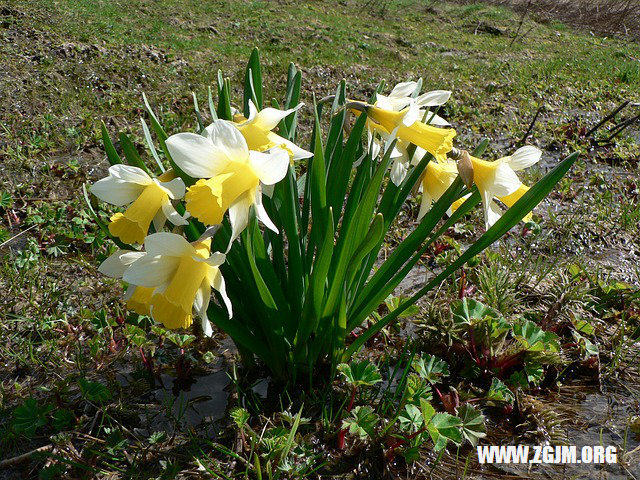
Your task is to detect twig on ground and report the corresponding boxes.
[606,112,640,142]
[0,445,53,468]
[517,104,543,145]
[509,0,532,47]
[0,224,37,249]
[586,100,629,137]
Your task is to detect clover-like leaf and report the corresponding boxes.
[451,298,501,325]
[230,407,250,429]
[398,404,424,433]
[412,355,449,384]
[427,412,462,451]
[337,360,382,388]
[486,378,515,405]
[458,405,486,447]
[51,409,75,432]
[12,398,53,437]
[342,406,379,440]
[384,295,419,319]
[78,378,112,403]
[513,320,560,353]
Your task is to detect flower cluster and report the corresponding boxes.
[93,81,540,335]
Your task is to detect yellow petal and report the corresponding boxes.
[150,254,209,329]
[236,122,275,152]
[469,156,497,195]
[108,182,168,244]
[421,161,458,202]
[126,286,154,316]
[185,162,259,225]
[498,184,533,222]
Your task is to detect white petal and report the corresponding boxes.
[166,133,224,178]
[228,194,252,246]
[144,232,194,257]
[369,134,381,159]
[123,254,180,287]
[158,177,186,199]
[249,149,289,185]
[206,120,250,164]
[255,200,278,234]
[505,146,541,171]
[247,99,258,123]
[254,103,304,131]
[202,251,226,267]
[91,177,145,206]
[481,189,494,230]
[262,183,275,198]
[416,90,452,107]
[401,104,420,127]
[417,192,433,220]
[489,163,522,197]
[424,112,451,127]
[374,94,394,110]
[410,146,428,166]
[194,281,213,336]
[487,201,503,229]
[109,164,153,185]
[390,158,408,186]
[161,199,189,226]
[268,133,313,160]
[152,208,167,232]
[211,270,232,318]
[389,81,419,99]
[98,250,145,278]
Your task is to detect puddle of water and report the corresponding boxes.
[152,371,229,429]
[436,380,640,480]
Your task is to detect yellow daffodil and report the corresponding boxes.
[233,100,312,162]
[417,160,459,220]
[166,120,290,243]
[363,104,456,163]
[91,166,188,245]
[359,82,453,186]
[110,232,232,336]
[468,146,542,229]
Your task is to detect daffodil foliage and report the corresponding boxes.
[88,48,577,382]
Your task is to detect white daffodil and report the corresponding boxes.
[469,146,542,229]
[116,232,231,336]
[233,100,312,162]
[166,120,290,244]
[91,166,188,245]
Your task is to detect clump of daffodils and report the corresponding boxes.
[92,79,541,336]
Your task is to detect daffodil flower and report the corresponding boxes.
[166,120,290,243]
[114,232,231,336]
[349,98,456,187]
[469,146,541,229]
[364,104,455,162]
[361,82,452,183]
[233,100,312,162]
[417,160,459,220]
[91,166,188,245]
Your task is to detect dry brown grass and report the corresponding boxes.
[461,0,640,40]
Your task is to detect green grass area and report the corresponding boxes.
[1,0,639,478]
